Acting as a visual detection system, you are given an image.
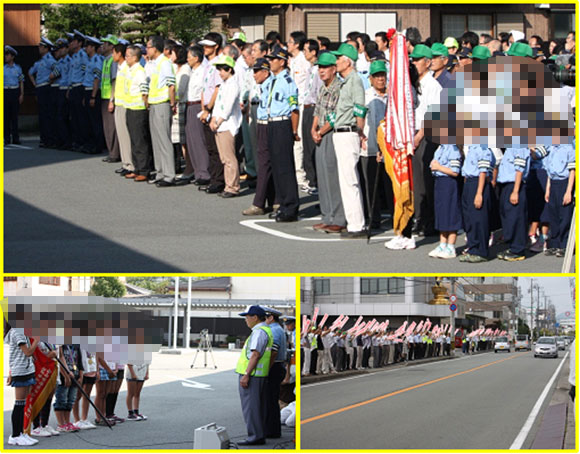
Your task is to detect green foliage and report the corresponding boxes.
[91,277,126,298]
[164,5,212,45]
[517,318,531,335]
[120,3,165,44]
[126,277,172,294]
[41,4,121,42]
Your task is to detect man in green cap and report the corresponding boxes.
[361,59,389,230]
[507,42,533,58]
[471,45,491,61]
[100,35,120,163]
[310,51,347,234]
[330,42,368,239]
[431,43,452,88]
[407,43,442,241]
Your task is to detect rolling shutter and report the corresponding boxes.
[306,13,340,42]
[496,13,524,34]
[264,14,280,34]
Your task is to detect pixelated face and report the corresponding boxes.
[424,56,574,148]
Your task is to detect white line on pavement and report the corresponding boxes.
[7,144,32,150]
[167,375,215,390]
[509,352,569,449]
[240,218,396,242]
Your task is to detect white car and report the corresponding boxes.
[515,334,531,351]
[556,337,566,350]
[494,336,510,353]
[534,337,559,358]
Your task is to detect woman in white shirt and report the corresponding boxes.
[210,55,242,197]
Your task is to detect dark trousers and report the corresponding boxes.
[268,120,299,216]
[33,393,53,429]
[55,89,71,147]
[264,362,286,438]
[412,138,438,231]
[302,106,317,187]
[69,86,86,147]
[462,178,491,257]
[102,99,119,159]
[4,88,20,143]
[359,157,390,227]
[83,90,104,152]
[336,347,345,372]
[36,85,55,145]
[253,123,276,209]
[499,182,527,255]
[126,109,153,175]
[202,122,224,188]
[362,347,371,368]
[547,178,574,249]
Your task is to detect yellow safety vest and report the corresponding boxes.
[114,61,127,107]
[235,325,273,377]
[124,64,146,111]
[148,55,174,104]
[100,56,114,99]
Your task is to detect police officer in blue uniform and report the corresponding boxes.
[68,30,89,152]
[53,38,72,149]
[4,45,24,145]
[264,46,300,222]
[261,306,287,439]
[459,145,495,263]
[29,37,59,148]
[544,143,575,256]
[496,148,530,261]
[82,36,105,154]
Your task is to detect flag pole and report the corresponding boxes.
[367,159,383,244]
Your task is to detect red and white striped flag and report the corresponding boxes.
[312,307,319,327]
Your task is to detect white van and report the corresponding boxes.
[515,334,531,351]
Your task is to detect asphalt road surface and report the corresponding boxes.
[301,350,568,450]
[3,368,294,450]
[4,141,570,273]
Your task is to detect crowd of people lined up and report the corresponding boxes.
[301,322,506,376]
[5,321,149,446]
[3,26,576,259]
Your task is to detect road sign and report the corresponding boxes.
[450,303,457,312]
[555,323,560,328]
[450,294,457,303]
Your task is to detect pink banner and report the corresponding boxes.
[312,307,319,327]
[319,313,329,328]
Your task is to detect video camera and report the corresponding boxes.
[546,54,575,87]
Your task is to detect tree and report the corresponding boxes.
[126,276,172,294]
[164,5,212,45]
[120,4,166,44]
[91,277,126,298]
[517,318,530,335]
[41,4,121,42]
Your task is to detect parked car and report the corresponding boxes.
[556,336,566,350]
[534,337,559,358]
[515,334,531,351]
[494,336,510,353]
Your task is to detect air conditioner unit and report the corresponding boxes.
[193,423,230,449]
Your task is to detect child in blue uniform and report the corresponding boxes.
[459,145,494,263]
[527,146,550,252]
[544,143,575,257]
[429,144,463,259]
[496,148,530,261]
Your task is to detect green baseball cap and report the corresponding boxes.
[101,34,119,45]
[331,43,358,62]
[444,37,459,49]
[431,43,449,57]
[212,54,236,69]
[229,31,247,43]
[472,45,491,60]
[316,51,337,66]
[369,59,387,75]
[507,42,533,58]
[409,44,433,59]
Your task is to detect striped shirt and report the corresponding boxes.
[6,330,34,377]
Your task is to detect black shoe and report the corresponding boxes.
[205,185,225,194]
[115,167,126,174]
[156,180,175,187]
[119,169,131,176]
[268,210,280,219]
[237,439,265,446]
[198,185,210,191]
[555,248,565,257]
[193,178,210,186]
[148,178,161,185]
[102,157,121,163]
[174,177,193,186]
[544,248,558,256]
[275,212,298,222]
[340,230,367,239]
[498,250,525,261]
[219,191,238,198]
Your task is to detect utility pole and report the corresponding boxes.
[173,276,179,349]
[530,279,535,341]
[186,277,192,349]
[536,283,541,338]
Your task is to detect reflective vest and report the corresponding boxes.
[124,64,146,111]
[311,335,318,349]
[235,325,273,377]
[100,56,114,99]
[114,61,127,107]
[148,55,173,104]
[427,338,433,345]
[422,335,428,343]
[462,339,467,344]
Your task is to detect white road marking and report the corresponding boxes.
[240,217,396,242]
[509,352,569,449]
[8,144,32,150]
[167,375,214,390]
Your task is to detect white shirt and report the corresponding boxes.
[356,54,370,74]
[290,51,311,105]
[302,64,322,106]
[213,75,242,135]
[175,64,191,103]
[415,72,442,130]
[234,55,249,100]
[187,59,208,103]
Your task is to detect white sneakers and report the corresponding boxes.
[385,236,416,250]
[44,425,60,435]
[428,244,457,259]
[530,236,547,253]
[75,420,97,430]
[31,426,52,437]
[8,433,38,446]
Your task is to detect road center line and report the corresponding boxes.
[509,352,569,449]
[301,352,527,425]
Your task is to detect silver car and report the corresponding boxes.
[534,337,558,358]
[494,336,510,353]
[556,337,566,350]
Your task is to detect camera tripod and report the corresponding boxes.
[190,329,217,369]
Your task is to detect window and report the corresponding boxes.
[493,311,502,318]
[314,279,330,295]
[553,12,575,39]
[340,12,397,42]
[3,277,17,281]
[442,14,492,40]
[240,16,265,42]
[361,278,405,295]
[39,277,60,286]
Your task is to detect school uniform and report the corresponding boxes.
[432,144,462,232]
[545,144,575,250]
[527,146,550,224]
[69,48,89,149]
[4,62,24,144]
[461,145,495,257]
[29,52,59,146]
[497,148,530,256]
